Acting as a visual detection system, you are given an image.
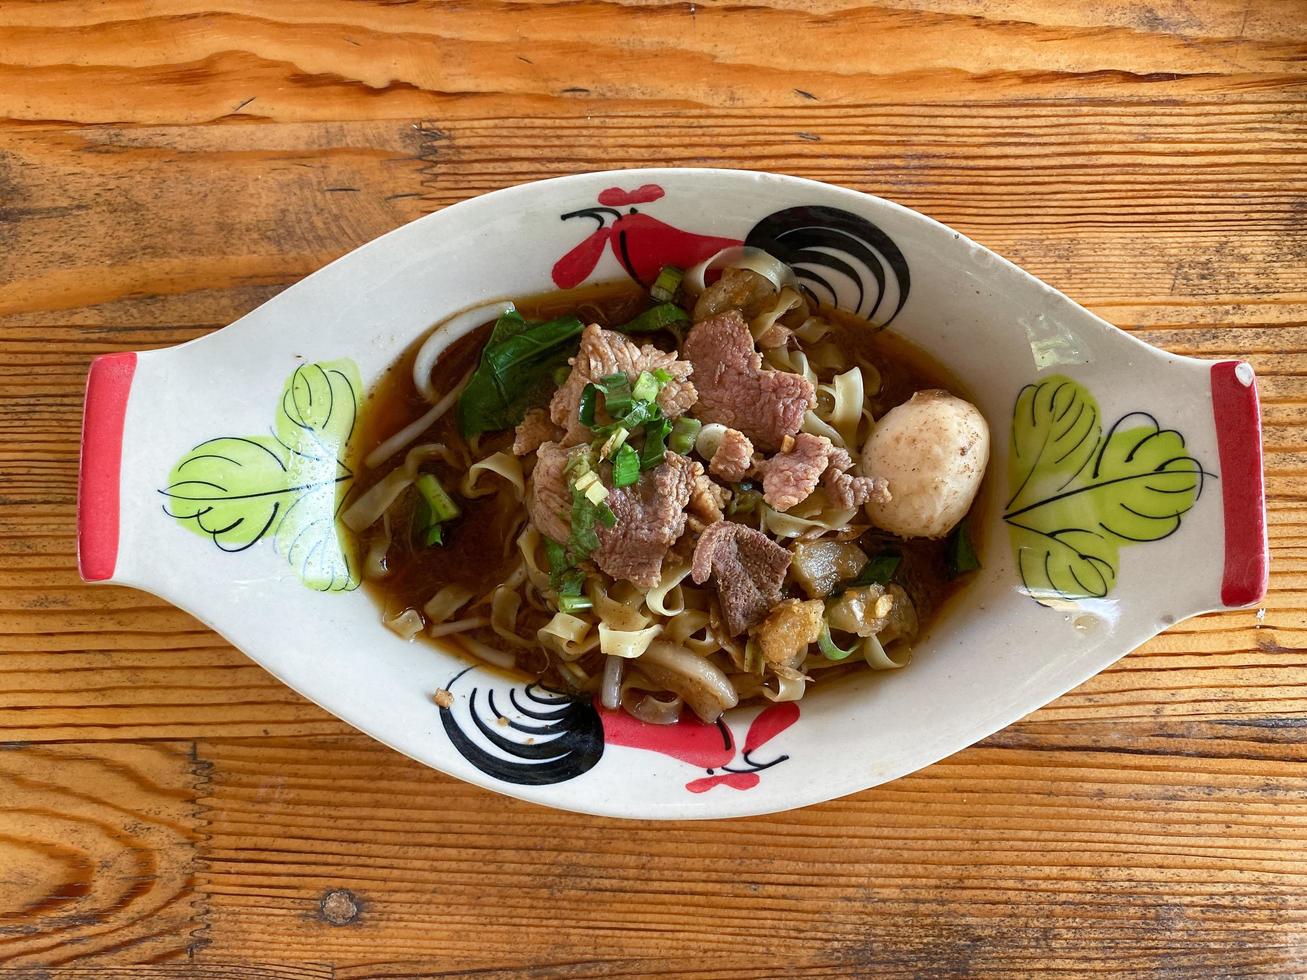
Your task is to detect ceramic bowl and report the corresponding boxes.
[78,169,1267,819]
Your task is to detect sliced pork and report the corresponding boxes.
[691,521,792,636]
[761,433,832,511]
[709,427,755,483]
[824,446,891,509]
[527,440,573,544]
[549,323,697,446]
[682,311,814,451]
[512,408,563,456]
[592,452,698,589]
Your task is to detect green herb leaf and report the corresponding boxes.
[412,496,444,548]
[631,370,661,404]
[639,417,672,471]
[602,374,634,418]
[615,302,690,335]
[558,593,593,614]
[947,517,980,578]
[486,306,529,347]
[650,266,684,303]
[579,383,599,427]
[457,313,584,437]
[847,551,900,588]
[668,416,701,456]
[415,473,460,523]
[818,623,857,661]
[612,443,640,487]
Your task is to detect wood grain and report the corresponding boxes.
[0,0,1304,975]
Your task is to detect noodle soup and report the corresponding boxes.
[349,256,989,723]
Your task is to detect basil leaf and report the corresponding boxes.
[947,517,980,578]
[847,551,900,588]
[616,302,690,335]
[457,314,584,437]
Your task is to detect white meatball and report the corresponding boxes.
[861,390,989,539]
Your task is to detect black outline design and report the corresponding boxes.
[437,668,604,785]
[556,197,912,324]
[1004,377,1214,607]
[158,360,361,591]
[745,205,911,325]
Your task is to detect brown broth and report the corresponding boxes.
[351,281,982,680]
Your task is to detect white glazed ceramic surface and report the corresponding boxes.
[77,170,1267,819]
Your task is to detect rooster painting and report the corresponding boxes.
[552,184,912,326]
[437,667,799,792]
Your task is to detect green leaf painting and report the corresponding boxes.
[160,360,362,592]
[1005,375,1209,606]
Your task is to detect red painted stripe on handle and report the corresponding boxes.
[78,352,137,582]
[1211,360,1268,607]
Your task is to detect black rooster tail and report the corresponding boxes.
[437,668,604,786]
[746,206,911,325]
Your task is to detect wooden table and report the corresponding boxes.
[2,2,1304,976]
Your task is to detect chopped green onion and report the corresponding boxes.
[558,593,594,614]
[544,538,570,588]
[599,426,630,460]
[631,370,661,404]
[947,517,981,578]
[615,302,690,335]
[652,368,672,384]
[552,364,572,386]
[639,417,672,470]
[668,417,702,456]
[579,383,599,427]
[411,497,444,548]
[650,265,684,303]
[847,551,900,589]
[603,375,634,418]
[611,443,640,486]
[415,473,460,522]
[558,569,585,597]
[597,502,617,528]
[569,488,601,556]
[583,480,609,505]
[818,624,857,661]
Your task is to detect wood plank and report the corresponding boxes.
[0,0,1303,128]
[0,742,199,964]
[189,732,1307,976]
[1,101,1304,328]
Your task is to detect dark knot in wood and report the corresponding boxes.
[319,888,362,925]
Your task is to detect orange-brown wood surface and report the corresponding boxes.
[1,1,1305,976]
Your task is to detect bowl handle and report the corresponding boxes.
[77,352,138,582]
[1210,360,1268,607]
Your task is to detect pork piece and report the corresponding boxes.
[823,445,891,509]
[512,408,563,456]
[671,453,727,523]
[682,311,814,451]
[756,598,825,667]
[692,267,777,322]
[592,452,698,589]
[691,521,792,636]
[709,427,755,483]
[761,433,832,511]
[549,323,697,446]
[526,440,573,544]
[759,437,891,512]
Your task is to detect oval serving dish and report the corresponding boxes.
[77,169,1268,819]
